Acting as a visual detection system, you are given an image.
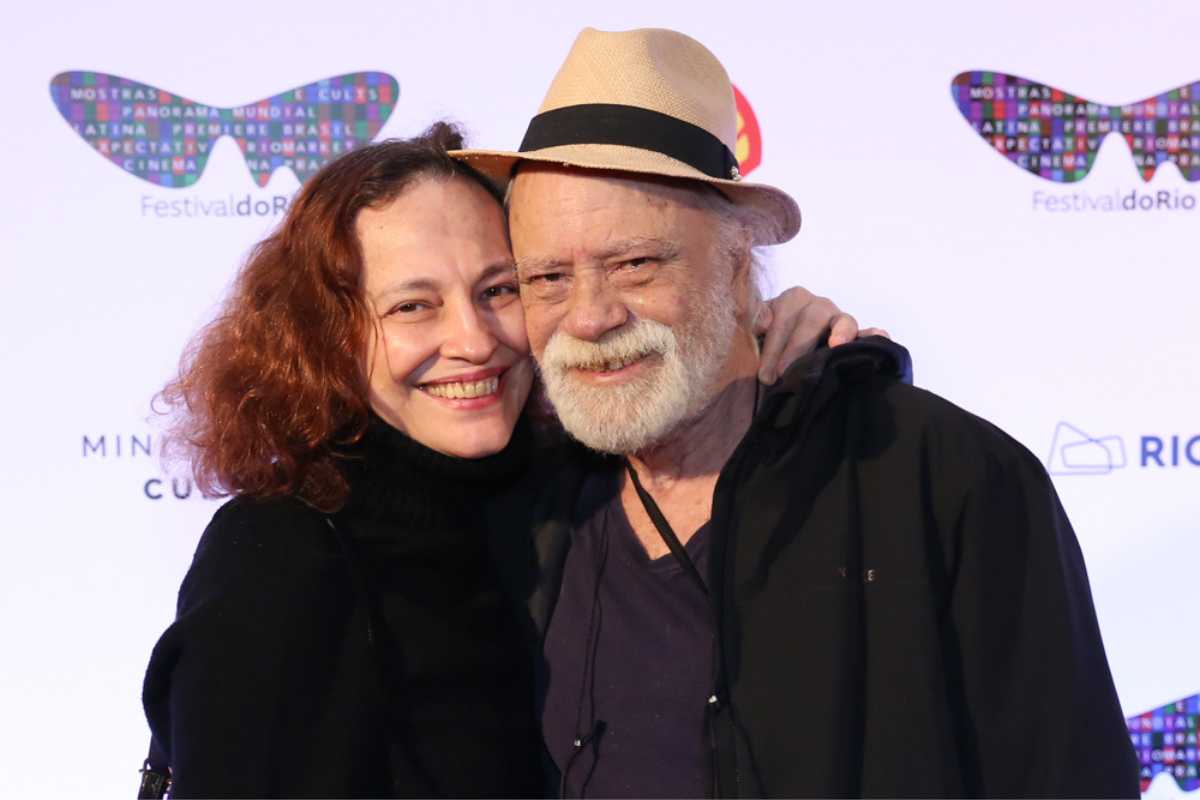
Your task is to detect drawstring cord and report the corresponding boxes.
[711,379,765,796]
[560,513,611,798]
[844,386,870,794]
[561,378,761,797]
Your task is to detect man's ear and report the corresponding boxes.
[728,238,756,323]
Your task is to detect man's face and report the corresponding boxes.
[508,165,751,454]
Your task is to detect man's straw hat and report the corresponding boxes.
[450,27,801,245]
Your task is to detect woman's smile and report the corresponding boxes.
[418,366,508,407]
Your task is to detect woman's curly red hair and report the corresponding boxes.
[159,122,503,512]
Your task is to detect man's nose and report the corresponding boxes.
[560,276,629,342]
[441,302,499,363]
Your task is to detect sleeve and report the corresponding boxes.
[141,501,384,798]
[943,428,1140,798]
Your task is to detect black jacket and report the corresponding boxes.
[143,419,543,798]
[493,338,1140,798]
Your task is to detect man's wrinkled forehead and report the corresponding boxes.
[506,165,725,271]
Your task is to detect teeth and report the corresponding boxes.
[423,377,499,399]
[580,354,643,372]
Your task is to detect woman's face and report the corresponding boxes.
[358,176,534,459]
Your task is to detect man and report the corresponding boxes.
[456,27,1138,798]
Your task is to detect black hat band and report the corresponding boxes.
[518,103,740,180]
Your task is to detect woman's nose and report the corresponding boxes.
[441,302,499,363]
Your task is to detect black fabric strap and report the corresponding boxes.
[519,103,739,181]
[620,381,760,599]
[623,460,709,596]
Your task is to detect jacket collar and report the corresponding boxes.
[762,336,912,430]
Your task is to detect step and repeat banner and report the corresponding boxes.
[0,1,1195,795]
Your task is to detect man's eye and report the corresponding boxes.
[529,273,563,283]
[626,257,651,268]
[482,284,518,299]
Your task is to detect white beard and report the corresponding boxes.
[538,285,738,455]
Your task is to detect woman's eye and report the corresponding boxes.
[387,302,425,316]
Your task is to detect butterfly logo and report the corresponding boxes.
[50,71,400,188]
[1128,692,1200,794]
[951,71,1200,183]
[732,85,762,177]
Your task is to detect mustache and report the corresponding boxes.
[950,71,1199,183]
[541,318,676,372]
[50,71,399,188]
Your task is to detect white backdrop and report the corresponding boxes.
[0,1,1196,795]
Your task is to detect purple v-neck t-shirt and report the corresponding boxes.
[540,467,715,798]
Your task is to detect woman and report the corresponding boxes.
[141,122,866,798]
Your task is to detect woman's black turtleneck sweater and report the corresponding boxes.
[142,417,543,798]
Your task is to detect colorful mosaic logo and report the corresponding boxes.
[951,71,1200,183]
[50,71,399,188]
[732,84,762,177]
[1128,693,1200,793]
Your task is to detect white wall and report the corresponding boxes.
[0,0,1195,794]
